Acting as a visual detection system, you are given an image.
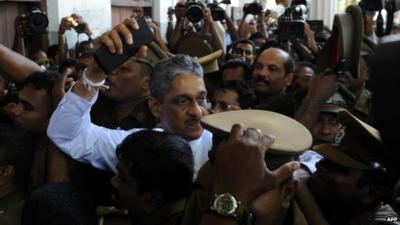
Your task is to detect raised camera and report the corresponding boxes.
[243,1,263,15]
[26,8,49,37]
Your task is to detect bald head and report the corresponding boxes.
[258,48,294,75]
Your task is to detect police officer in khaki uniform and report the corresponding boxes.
[299,110,400,225]
[181,110,313,225]
[0,123,34,225]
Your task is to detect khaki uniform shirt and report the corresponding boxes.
[0,192,26,225]
[91,93,157,130]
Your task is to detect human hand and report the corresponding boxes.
[174,2,186,19]
[306,72,337,104]
[212,124,300,205]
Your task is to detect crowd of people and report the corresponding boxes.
[1,0,400,225]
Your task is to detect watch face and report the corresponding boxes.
[213,193,238,216]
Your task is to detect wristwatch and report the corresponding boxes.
[210,193,253,225]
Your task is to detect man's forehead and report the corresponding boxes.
[257,49,287,65]
[168,74,207,95]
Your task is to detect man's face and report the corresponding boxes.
[33,51,50,69]
[232,43,254,64]
[222,66,246,82]
[103,59,149,103]
[111,162,144,215]
[9,86,52,136]
[308,159,363,207]
[152,74,208,141]
[253,48,293,96]
[212,89,240,113]
[293,66,314,88]
[311,112,341,145]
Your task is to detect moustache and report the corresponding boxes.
[185,116,202,125]
[254,76,270,85]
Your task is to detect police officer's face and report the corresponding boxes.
[103,59,149,103]
[308,159,364,208]
[253,48,293,96]
[9,85,52,136]
[312,112,341,145]
[151,74,208,141]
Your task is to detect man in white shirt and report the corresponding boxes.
[47,19,212,178]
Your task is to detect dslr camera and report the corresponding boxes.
[25,8,49,37]
[185,0,230,23]
[277,1,308,40]
[243,1,263,15]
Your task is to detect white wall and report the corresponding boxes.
[47,0,112,48]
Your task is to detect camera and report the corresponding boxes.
[243,1,263,15]
[277,2,308,40]
[359,0,384,11]
[67,17,86,34]
[185,0,230,23]
[26,8,49,37]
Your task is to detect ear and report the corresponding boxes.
[360,185,385,205]
[281,179,298,209]
[0,165,15,186]
[140,76,150,93]
[148,96,162,118]
[142,191,164,213]
[284,73,294,87]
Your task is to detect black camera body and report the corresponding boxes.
[277,4,307,40]
[185,1,226,23]
[26,8,49,37]
[243,1,263,15]
[359,0,384,11]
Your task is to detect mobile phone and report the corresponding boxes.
[93,17,154,74]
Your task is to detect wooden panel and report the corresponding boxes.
[0,1,48,54]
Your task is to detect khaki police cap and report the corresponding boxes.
[136,41,170,68]
[201,110,313,155]
[315,5,363,78]
[197,49,223,74]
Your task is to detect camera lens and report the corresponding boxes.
[186,3,203,23]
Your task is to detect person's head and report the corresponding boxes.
[75,40,93,58]
[230,39,256,64]
[252,48,294,97]
[311,105,345,145]
[131,6,144,19]
[102,58,152,103]
[221,59,251,82]
[309,111,397,219]
[249,32,267,51]
[212,81,256,113]
[21,183,96,225]
[148,55,207,141]
[250,177,298,225]
[292,61,315,88]
[0,123,34,194]
[9,71,57,136]
[46,45,60,66]
[30,50,50,69]
[111,130,193,217]
[59,59,83,81]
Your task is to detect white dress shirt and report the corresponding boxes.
[47,91,212,178]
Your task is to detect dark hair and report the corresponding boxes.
[295,61,316,71]
[215,80,257,109]
[116,130,194,203]
[232,39,256,53]
[0,123,34,186]
[21,183,97,225]
[17,71,58,98]
[249,31,266,41]
[46,45,59,59]
[58,59,78,73]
